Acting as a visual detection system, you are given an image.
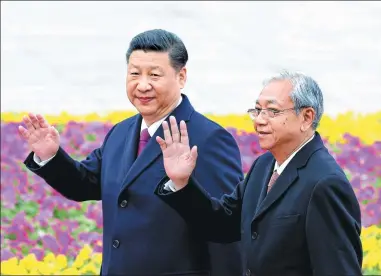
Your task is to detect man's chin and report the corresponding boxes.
[136,105,155,114]
[258,141,273,151]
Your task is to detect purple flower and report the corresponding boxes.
[1,121,380,260]
[41,234,62,254]
[1,248,14,261]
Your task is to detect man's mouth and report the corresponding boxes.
[257,131,271,136]
[137,97,154,104]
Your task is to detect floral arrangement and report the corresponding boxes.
[1,111,380,275]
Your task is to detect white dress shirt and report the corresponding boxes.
[167,134,316,193]
[273,134,315,175]
[34,96,182,192]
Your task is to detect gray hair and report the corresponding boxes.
[263,71,324,129]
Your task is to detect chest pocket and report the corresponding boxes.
[270,214,300,227]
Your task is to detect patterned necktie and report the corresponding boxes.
[267,170,279,192]
[137,128,151,156]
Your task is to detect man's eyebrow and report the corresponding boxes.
[255,99,279,105]
[129,64,162,70]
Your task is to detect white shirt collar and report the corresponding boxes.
[274,134,315,175]
[140,96,183,137]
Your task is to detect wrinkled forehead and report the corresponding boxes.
[128,50,171,69]
[255,79,294,107]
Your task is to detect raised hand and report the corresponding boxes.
[156,116,198,189]
[18,113,60,161]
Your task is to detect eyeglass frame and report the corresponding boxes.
[247,106,309,120]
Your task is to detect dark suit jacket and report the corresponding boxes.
[156,132,363,276]
[24,94,244,276]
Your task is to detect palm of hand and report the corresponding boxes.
[162,142,194,181]
[156,116,198,188]
[18,114,60,160]
[29,128,59,157]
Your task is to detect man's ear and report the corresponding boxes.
[301,107,315,132]
[178,67,187,89]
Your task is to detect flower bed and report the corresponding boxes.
[1,111,380,275]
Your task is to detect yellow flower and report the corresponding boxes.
[0,258,17,275]
[79,262,99,275]
[61,267,81,275]
[71,256,85,269]
[1,227,380,275]
[361,225,381,272]
[43,252,56,264]
[92,252,103,265]
[71,245,93,270]
[2,111,380,144]
[362,236,378,253]
[78,244,92,261]
[363,251,381,270]
[19,253,39,272]
[55,254,68,270]
[28,268,41,275]
[36,261,55,275]
[1,264,28,275]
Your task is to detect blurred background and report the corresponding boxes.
[1,1,380,275]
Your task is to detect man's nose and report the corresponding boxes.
[254,111,268,125]
[137,78,152,92]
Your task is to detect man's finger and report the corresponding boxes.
[36,114,49,128]
[156,136,167,151]
[23,115,35,132]
[49,126,59,138]
[18,126,30,140]
[162,121,173,145]
[169,116,180,143]
[190,146,198,162]
[29,113,40,130]
[179,120,189,146]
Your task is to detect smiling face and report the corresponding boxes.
[126,50,186,126]
[253,79,315,160]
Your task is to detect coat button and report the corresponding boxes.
[120,200,128,208]
[112,239,120,248]
[245,269,251,276]
[251,232,258,240]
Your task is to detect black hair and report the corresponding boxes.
[126,29,188,71]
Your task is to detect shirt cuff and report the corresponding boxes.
[33,153,55,167]
[163,180,177,192]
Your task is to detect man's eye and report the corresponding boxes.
[130,72,139,75]
[151,73,160,77]
[269,109,280,114]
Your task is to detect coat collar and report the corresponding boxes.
[252,132,325,222]
[119,94,194,192]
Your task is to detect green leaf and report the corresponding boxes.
[6,233,17,240]
[20,201,39,217]
[374,178,381,188]
[86,134,97,141]
[93,227,103,234]
[362,267,381,275]
[330,144,341,153]
[29,230,40,241]
[21,244,29,255]
[1,206,17,220]
[53,208,70,220]
[72,220,97,237]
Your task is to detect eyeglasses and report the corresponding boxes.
[247,107,296,120]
